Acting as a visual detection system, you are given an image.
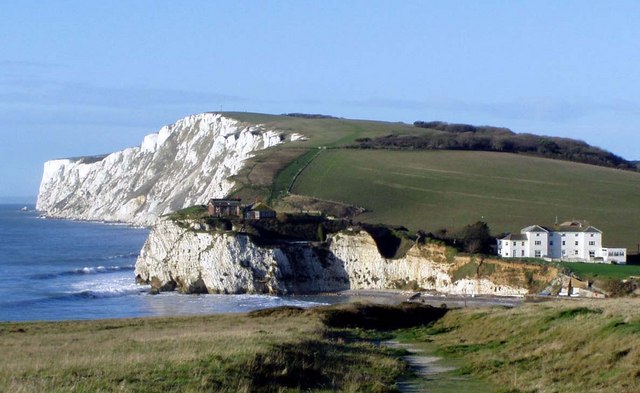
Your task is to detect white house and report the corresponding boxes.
[497,220,626,264]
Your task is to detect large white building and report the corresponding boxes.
[497,221,626,264]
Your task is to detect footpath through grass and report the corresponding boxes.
[3,299,638,392]
[0,303,445,393]
[408,298,640,393]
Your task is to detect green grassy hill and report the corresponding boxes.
[225,113,640,253]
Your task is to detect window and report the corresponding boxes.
[561,233,566,237]
[562,241,566,246]
[575,241,579,246]
[574,250,579,255]
[535,240,541,245]
[589,241,595,246]
[521,241,525,246]
[535,250,541,257]
[549,241,554,246]
[513,241,516,246]
[590,234,594,237]
[589,251,595,258]
[562,250,566,255]
[521,250,525,256]
[575,234,578,237]
[536,233,540,237]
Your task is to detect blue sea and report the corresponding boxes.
[0,204,333,322]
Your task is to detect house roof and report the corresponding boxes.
[249,202,275,212]
[555,225,602,233]
[500,233,527,241]
[517,221,603,234]
[521,225,548,233]
[208,198,241,206]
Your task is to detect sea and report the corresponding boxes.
[0,204,334,322]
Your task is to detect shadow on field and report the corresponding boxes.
[315,302,449,330]
[246,339,386,391]
[243,302,450,392]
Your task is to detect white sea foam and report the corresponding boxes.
[74,265,134,274]
[69,274,149,298]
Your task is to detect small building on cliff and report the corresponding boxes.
[497,220,626,263]
[207,198,242,217]
[244,202,276,220]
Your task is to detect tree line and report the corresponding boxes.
[351,121,636,171]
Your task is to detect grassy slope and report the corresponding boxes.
[224,113,433,202]
[218,113,639,252]
[0,308,406,393]
[416,299,640,393]
[292,149,640,250]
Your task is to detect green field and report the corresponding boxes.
[226,113,436,202]
[218,113,640,253]
[291,149,640,250]
[560,262,640,279]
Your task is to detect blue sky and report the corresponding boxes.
[2,1,640,200]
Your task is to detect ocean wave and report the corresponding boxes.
[73,265,135,274]
[30,265,135,280]
[70,286,148,299]
[0,283,150,309]
[37,252,139,266]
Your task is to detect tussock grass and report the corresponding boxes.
[6,300,637,392]
[418,299,640,392]
[0,304,422,392]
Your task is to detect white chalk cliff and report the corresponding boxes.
[135,219,548,296]
[36,113,284,226]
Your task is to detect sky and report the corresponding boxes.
[2,1,640,200]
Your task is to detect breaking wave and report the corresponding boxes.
[30,265,135,280]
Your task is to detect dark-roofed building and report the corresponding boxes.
[207,198,242,217]
[498,221,626,263]
[244,202,276,220]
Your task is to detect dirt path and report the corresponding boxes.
[385,340,454,392]
[385,340,489,392]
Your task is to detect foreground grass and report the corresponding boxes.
[5,300,639,392]
[411,298,640,392]
[0,303,447,393]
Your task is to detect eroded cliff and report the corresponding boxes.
[135,218,557,296]
[36,113,285,226]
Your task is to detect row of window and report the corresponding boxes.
[507,240,597,246]
[503,249,619,258]
[537,233,596,237]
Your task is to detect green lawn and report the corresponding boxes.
[560,262,640,279]
[292,149,640,250]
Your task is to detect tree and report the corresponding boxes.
[454,221,492,254]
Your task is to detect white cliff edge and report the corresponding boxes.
[36,113,284,226]
[135,219,543,296]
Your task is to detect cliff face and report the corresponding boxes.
[36,113,284,226]
[135,219,555,296]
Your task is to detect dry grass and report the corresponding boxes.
[0,306,409,393]
[6,297,639,392]
[421,298,640,392]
